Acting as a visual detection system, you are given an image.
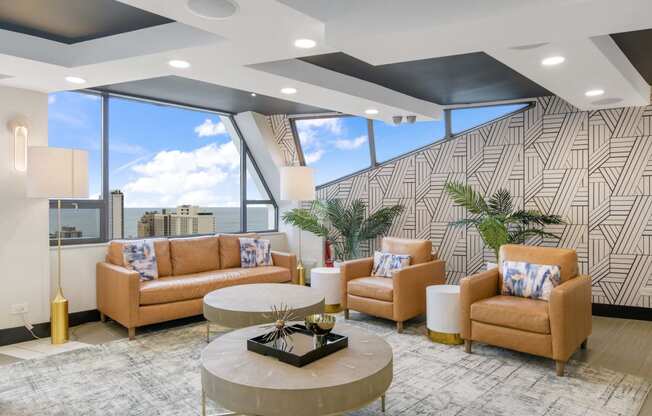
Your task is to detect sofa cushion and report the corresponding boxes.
[139,266,291,305]
[470,295,550,334]
[219,233,256,269]
[347,277,394,302]
[169,236,219,275]
[381,237,432,265]
[107,239,172,277]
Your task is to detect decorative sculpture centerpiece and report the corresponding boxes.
[260,303,296,351]
[304,314,336,347]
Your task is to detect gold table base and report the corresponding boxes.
[324,304,342,313]
[427,329,463,345]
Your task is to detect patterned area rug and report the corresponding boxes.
[0,315,649,416]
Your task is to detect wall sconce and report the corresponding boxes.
[8,119,28,172]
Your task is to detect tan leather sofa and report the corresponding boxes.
[340,237,446,332]
[460,244,592,376]
[97,234,297,339]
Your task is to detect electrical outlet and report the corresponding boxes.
[10,303,28,315]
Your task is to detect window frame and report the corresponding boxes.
[49,90,278,245]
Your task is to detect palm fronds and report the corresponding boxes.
[444,182,488,215]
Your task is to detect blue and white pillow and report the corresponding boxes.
[239,238,273,268]
[122,239,158,281]
[372,251,411,278]
[501,260,561,301]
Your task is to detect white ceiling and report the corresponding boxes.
[0,0,650,120]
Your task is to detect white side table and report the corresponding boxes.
[426,285,463,345]
[310,267,342,313]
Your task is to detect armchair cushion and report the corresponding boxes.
[371,251,411,277]
[348,277,393,302]
[381,237,432,265]
[501,261,561,301]
[470,295,551,334]
[499,244,578,284]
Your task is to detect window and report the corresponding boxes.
[294,116,371,185]
[373,119,445,162]
[47,91,277,244]
[451,103,528,134]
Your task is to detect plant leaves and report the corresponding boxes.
[445,182,489,215]
[488,189,513,216]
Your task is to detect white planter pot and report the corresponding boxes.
[333,260,344,269]
[486,262,498,270]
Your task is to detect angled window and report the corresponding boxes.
[294,116,370,186]
[373,118,446,163]
[245,154,276,232]
[451,103,528,134]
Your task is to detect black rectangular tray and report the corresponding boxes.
[247,324,348,367]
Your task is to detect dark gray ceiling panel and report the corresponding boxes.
[97,76,328,115]
[300,52,551,105]
[0,0,172,44]
[611,28,652,85]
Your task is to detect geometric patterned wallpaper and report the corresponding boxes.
[312,96,652,308]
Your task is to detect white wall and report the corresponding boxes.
[0,86,49,330]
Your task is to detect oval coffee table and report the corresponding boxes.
[203,283,325,342]
[201,322,393,416]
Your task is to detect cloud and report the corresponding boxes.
[110,141,147,155]
[333,135,367,150]
[304,150,325,164]
[296,118,342,148]
[194,118,227,137]
[121,142,240,207]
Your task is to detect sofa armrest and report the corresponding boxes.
[271,251,298,284]
[392,259,446,321]
[340,257,374,308]
[96,262,140,329]
[459,268,500,340]
[549,274,592,361]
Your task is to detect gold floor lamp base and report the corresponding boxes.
[51,288,69,345]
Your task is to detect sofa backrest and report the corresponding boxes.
[219,233,257,269]
[381,237,432,265]
[498,244,578,286]
[107,239,172,277]
[169,235,220,275]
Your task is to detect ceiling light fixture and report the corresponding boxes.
[186,0,238,19]
[294,38,316,49]
[168,59,191,69]
[280,87,297,95]
[585,89,605,97]
[365,109,379,115]
[406,115,416,124]
[65,76,86,84]
[392,116,403,124]
[541,56,565,66]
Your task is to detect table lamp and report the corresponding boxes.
[27,147,88,344]
[280,166,315,285]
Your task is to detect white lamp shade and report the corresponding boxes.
[280,166,315,201]
[27,147,89,198]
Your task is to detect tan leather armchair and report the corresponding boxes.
[340,237,446,332]
[460,244,592,376]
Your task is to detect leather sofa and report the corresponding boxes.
[460,244,592,376]
[340,237,446,332]
[97,234,297,339]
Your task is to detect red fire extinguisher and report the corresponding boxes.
[324,240,334,267]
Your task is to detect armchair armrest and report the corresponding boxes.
[459,268,500,340]
[392,259,446,321]
[549,274,592,361]
[271,251,298,284]
[96,262,140,329]
[340,257,374,309]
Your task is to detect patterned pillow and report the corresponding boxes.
[372,251,411,278]
[239,238,273,268]
[122,239,158,281]
[501,260,561,301]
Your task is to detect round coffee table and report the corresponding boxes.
[203,283,325,341]
[201,322,393,416]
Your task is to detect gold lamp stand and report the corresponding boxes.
[51,199,69,344]
[297,227,305,286]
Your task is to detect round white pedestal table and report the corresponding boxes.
[426,284,463,345]
[310,267,342,313]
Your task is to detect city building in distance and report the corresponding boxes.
[109,190,124,239]
[137,205,216,238]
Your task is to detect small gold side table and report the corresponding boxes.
[426,284,464,345]
[310,267,342,313]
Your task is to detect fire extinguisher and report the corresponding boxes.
[324,240,334,267]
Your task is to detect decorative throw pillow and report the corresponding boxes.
[122,239,158,281]
[372,251,411,278]
[501,260,561,301]
[239,238,273,268]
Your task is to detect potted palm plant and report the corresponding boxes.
[445,181,564,268]
[282,199,403,262]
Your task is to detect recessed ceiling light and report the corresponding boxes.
[64,76,86,84]
[365,109,379,115]
[250,92,256,97]
[187,0,238,20]
[294,38,316,49]
[168,59,191,69]
[280,87,297,95]
[541,56,565,66]
[585,89,605,97]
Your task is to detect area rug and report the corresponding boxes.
[0,315,649,416]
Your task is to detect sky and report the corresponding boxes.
[49,91,527,201]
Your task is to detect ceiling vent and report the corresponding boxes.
[187,0,239,19]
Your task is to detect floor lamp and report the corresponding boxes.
[27,147,88,344]
[280,166,315,286]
